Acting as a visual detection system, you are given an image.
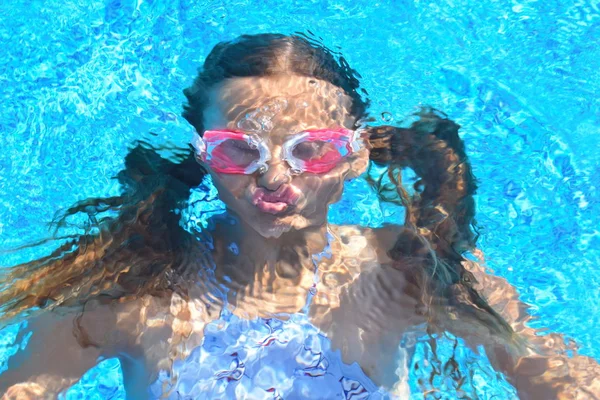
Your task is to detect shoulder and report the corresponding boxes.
[74,295,172,350]
[324,223,420,308]
[76,292,211,348]
[329,223,404,264]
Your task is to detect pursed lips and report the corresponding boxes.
[251,186,302,215]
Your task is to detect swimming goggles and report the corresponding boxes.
[192,128,362,175]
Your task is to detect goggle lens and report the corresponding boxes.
[290,139,345,173]
[209,139,260,170]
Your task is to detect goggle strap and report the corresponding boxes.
[192,134,206,156]
[350,128,364,152]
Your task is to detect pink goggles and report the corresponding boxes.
[192,128,362,175]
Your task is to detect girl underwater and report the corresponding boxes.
[1,33,599,399]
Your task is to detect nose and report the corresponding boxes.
[257,159,290,191]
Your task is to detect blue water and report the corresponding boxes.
[1,0,599,398]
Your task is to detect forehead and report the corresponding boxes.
[203,75,355,135]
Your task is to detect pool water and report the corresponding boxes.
[1,0,599,398]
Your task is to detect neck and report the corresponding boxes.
[203,210,331,317]
[239,215,329,263]
[211,210,330,279]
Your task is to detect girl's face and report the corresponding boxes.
[200,75,369,238]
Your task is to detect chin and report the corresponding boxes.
[255,223,293,239]
[251,214,314,239]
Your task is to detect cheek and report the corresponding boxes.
[295,168,349,207]
[316,161,352,195]
[211,172,253,199]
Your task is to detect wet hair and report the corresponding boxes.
[182,33,368,134]
[0,34,512,340]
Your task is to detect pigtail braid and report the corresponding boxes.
[369,109,477,258]
[0,144,205,325]
[367,109,512,335]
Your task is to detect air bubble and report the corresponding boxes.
[381,112,393,122]
[238,117,261,132]
[228,242,239,255]
[258,116,273,131]
[275,98,288,111]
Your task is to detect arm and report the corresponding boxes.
[0,311,103,399]
[449,259,600,400]
[0,295,182,400]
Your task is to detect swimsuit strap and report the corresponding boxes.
[301,228,335,314]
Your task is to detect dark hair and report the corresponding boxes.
[182,33,368,134]
[0,34,512,340]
